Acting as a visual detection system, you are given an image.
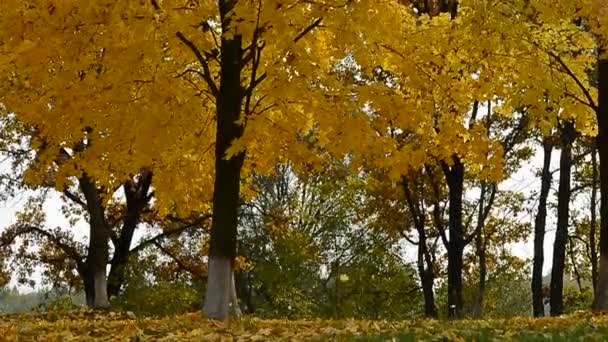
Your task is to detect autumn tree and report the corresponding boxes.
[510,0,607,311]
[0,0,215,308]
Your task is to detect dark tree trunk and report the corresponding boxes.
[403,178,438,318]
[79,174,110,308]
[236,270,255,314]
[202,0,246,319]
[550,121,575,316]
[419,245,438,318]
[107,172,152,298]
[568,236,584,293]
[532,138,553,317]
[472,182,487,318]
[81,266,94,307]
[591,142,599,294]
[441,156,465,318]
[595,54,608,310]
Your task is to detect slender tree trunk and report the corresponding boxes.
[236,270,255,314]
[403,178,437,318]
[532,139,553,317]
[417,230,438,318]
[591,142,599,294]
[442,157,465,318]
[472,182,487,318]
[203,0,246,319]
[421,244,438,318]
[568,236,584,293]
[594,54,608,310]
[550,121,575,316]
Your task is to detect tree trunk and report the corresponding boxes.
[550,121,575,316]
[236,270,255,314]
[591,142,599,294]
[442,156,465,318]
[472,182,487,318]
[79,174,110,309]
[107,172,152,298]
[93,267,109,308]
[203,0,246,319]
[82,268,94,307]
[402,178,438,318]
[532,139,553,317]
[568,236,584,293]
[419,239,438,318]
[594,54,608,310]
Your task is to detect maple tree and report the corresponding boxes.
[2,0,608,327]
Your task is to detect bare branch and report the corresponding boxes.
[63,189,87,209]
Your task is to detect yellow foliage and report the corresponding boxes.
[2,310,608,341]
[1,0,606,215]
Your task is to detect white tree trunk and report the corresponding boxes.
[230,270,242,318]
[204,256,233,319]
[93,269,110,308]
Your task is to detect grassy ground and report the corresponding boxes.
[2,310,608,341]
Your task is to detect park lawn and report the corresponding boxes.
[1,310,608,341]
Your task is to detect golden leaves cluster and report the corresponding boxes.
[1,0,607,216]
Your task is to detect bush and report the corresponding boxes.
[113,281,201,316]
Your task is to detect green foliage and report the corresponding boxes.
[110,254,202,317]
[238,166,423,319]
[320,245,423,320]
[35,295,81,313]
[113,281,200,317]
[563,286,594,314]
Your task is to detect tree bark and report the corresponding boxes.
[594,54,608,310]
[550,121,575,316]
[82,267,95,307]
[532,138,553,317]
[202,0,246,320]
[441,156,465,318]
[79,174,110,308]
[107,172,152,298]
[419,243,438,318]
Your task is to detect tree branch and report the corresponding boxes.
[293,17,323,43]
[63,189,87,209]
[1,225,85,269]
[175,31,219,97]
[546,50,597,111]
[153,241,206,281]
[129,215,211,254]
